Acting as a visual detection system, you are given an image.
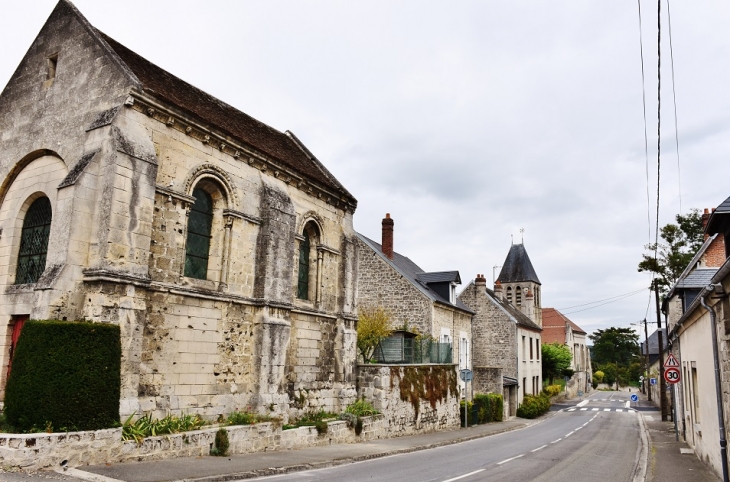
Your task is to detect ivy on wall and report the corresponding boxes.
[389,365,457,419]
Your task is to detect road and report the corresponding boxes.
[246,391,641,482]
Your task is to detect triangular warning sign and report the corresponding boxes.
[665,353,679,367]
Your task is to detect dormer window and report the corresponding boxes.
[450,282,457,304]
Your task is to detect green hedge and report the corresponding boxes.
[516,394,551,419]
[5,320,121,432]
[473,393,504,423]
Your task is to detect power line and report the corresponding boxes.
[556,288,647,311]
[562,289,646,315]
[637,0,652,242]
[654,0,662,265]
[666,0,683,214]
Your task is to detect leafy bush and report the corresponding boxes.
[473,393,504,423]
[314,420,328,435]
[122,412,207,443]
[516,394,551,419]
[357,306,392,362]
[344,399,379,417]
[283,410,336,431]
[5,320,121,432]
[211,428,229,456]
[227,409,271,426]
[542,384,562,397]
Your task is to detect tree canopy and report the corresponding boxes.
[541,342,573,385]
[589,327,639,366]
[638,208,704,295]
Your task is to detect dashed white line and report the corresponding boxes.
[616,409,623,413]
[577,400,589,407]
[592,408,599,411]
[551,438,562,444]
[497,454,524,465]
[574,427,582,431]
[531,445,547,452]
[442,469,486,482]
[565,431,575,438]
[567,408,576,412]
[580,408,587,411]
[604,408,611,412]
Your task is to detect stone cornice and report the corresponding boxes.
[223,209,262,225]
[126,90,357,214]
[155,185,196,204]
[316,244,341,256]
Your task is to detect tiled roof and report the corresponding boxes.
[94,31,355,203]
[541,307,586,344]
[357,234,474,314]
[497,244,541,284]
[417,271,461,284]
[706,195,730,234]
[676,269,718,289]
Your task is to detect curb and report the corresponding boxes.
[169,418,544,482]
[632,412,650,482]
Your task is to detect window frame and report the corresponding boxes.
[15,196,52,285]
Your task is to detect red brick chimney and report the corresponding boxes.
[701,208,726,267]
[475,273,486,286]
[702,208,712,240]
[382,213,394,260]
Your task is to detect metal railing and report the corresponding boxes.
[373,337,452,364]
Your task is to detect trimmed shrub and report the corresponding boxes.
[543,384,562,397]
[5,320,120,432]
[516,394,551,419]
[473,393,504,423]
[211,428,229,456]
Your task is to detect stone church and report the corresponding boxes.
[0,0,359,420]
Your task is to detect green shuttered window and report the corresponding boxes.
[15,197,52,284]
[184,188,213,279]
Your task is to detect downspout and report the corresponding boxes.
[700,284,729,482]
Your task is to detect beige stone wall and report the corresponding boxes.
[0,2,359,420]
[517,326,542,401]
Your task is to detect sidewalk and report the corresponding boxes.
[630,387,720,482]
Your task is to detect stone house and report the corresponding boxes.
[541,308,591,396]
[356,214,473,390]
[663,204,730,477]
[0,0,360,420]
[458,273,542,416]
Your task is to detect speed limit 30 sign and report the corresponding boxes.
[664,367,680,384]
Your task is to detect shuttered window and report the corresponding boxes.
[15,197,51,284]
[184,188,213,279]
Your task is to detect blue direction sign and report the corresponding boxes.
[460,369,473,382]
[650,378,657,386]
[630,394,639,402]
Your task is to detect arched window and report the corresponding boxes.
[297,221,320,301]
[516,286,522,306]
[184,188,213,279]
[15,197,52,284]
[297,234,310,299]
[506,286,513,304]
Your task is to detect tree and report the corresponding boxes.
[590,327,640,389]
[638,208,704,295]
[541,342,573,385]
[356,306,392,362]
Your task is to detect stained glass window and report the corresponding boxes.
[184,188,213,279]
[15,197,51,284]
[297,235,310,300]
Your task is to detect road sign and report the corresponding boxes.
[664,367,681,384]
[631,394,639,402]
[650,377,657,385]
[665,353,679,367]
[460,369,473,382]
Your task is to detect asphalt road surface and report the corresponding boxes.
[247,391,640,482]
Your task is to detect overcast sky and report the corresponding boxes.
[3,1,730,340]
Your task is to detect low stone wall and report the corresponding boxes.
[0,415,387,471]
[357,364,460,436]
[565,371,590,399]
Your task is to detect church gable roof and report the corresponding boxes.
[497,244,541,284]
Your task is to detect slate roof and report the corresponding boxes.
[497,244,541,284]
[640,328,667,366]
[483,286,542,332]
[706,195,730,234]
[676,269,718,289]
[357,234,473,314]
[663,234,718,307]
[541,308,586,344]
[58,0,355,204]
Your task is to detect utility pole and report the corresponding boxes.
[655,281,667,421]
[643,318,651,400]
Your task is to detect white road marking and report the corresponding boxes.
[574,427,582,431]
[577,400,589,407]
[592,408,599,411]
[616,409,623,413]
[568,408,576,412]
[582,422,589,427]
[551,438,562,444]
[645,415,654,421]
[497,454,524,465]
[531,445,547,452]
[604,408,611,412]
[61,469,125,482]
[625,401,631,409]
[443,469,486,482]
[580,408,587,411]
[565,431,575,438]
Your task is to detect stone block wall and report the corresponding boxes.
[0,416,388,471]
[473,367,503,395]
[357,364,460,436]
